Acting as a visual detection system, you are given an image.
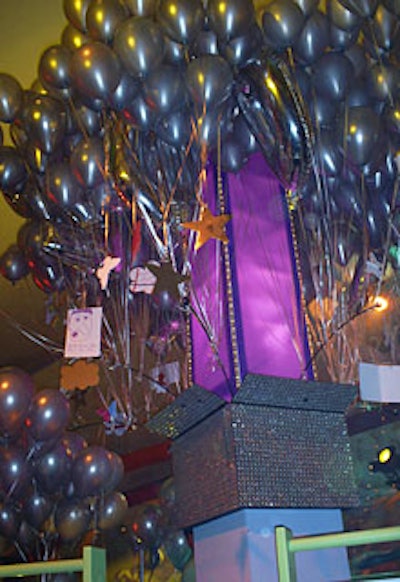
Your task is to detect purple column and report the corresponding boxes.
[190,153,308,398]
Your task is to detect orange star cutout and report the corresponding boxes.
[181,206,231,250]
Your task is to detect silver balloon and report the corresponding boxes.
[70,42,121,103]
[186,54,233,111]
[26,389,71,442]
[0,146,28,194]
[71,137,106,188]
[0,445,31,499]
[344,43,368,77]
[329,21,360,50]
[61,23,90,52]
[22,93,67,154]
[72,446,114,497]
[0,502,21,539]
[39,45,72,92]
[0,245,29,283]
[157,0,204,45]
[156,108,194,148]
[342,106,382,166]
[337,0,379,17]
[331,174,363,224]
[368,3,400,52]
[0,367,34,436]
[316,129,343,177]
[71,103,103,136]
[328,0,363,31]
[46,161,84,211]
[366,62,399,102]
[55,498,91,542]
[232,111,259,156]
[191,29,219,58]
[347,80,375,107]
[222,23,264,68]
[293,10,329,64]
[24,492,53,530]
[237,54,313,190]
[113,17,165,77]
[218,132,248,173]
[144,65,186,116]
[34,440,73,495]
[208,0,255,41]
[164,530,192,572]
[86,0,129,43]
[261,0,305,49]
[108,71,140,111]
[312,52,354,101]
[310,95,339,128]
[293,0,319,15]
[98,491,128,529]
[124,0,156,16]
[122,92,158,130]
[163,37,188,67]
[63,0,91,32]
[0,73,23,123]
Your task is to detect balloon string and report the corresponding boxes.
[0,308,63,354]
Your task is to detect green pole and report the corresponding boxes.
[275,526,297,582]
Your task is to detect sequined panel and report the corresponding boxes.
[232,404,359,508]
[146,384,224,440]
[172,408,238,528]
[236,374,358,413]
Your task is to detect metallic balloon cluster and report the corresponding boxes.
[1,0,399,392]
[281,0,400,381]
[0,0,313,426]
[0,366,128,562]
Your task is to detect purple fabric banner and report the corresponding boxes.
[190,153,307,399]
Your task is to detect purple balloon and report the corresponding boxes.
[0,367,34,437]
[26,389,71,442]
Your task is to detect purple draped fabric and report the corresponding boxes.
[190,153,307,399]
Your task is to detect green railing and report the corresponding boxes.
[0,546,106,581]
[275,525,400,582]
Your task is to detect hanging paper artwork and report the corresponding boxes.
[64,307,103,358]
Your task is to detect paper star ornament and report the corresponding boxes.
[181,206,231,250]
[147,261,189,301]
[96,256,121,290]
